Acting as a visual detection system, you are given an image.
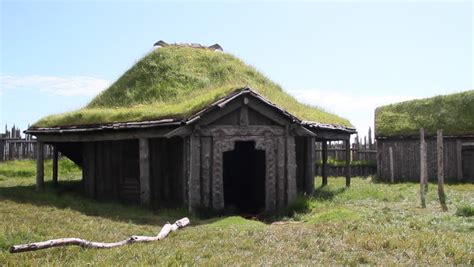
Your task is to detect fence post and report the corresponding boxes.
[345,140,351,187]
[437,130,448,211]
[420,128,427,208]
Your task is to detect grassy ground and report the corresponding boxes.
[0,160,473,265]
[33,46,352,128]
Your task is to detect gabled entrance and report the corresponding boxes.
[223,141,266,213]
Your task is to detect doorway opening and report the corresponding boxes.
[223,141,266,214]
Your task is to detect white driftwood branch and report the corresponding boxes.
[10,217,190,253]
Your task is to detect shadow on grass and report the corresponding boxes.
[0,181,213,227]
[313,186,347,201]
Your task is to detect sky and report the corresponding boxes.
[1,0,472,140]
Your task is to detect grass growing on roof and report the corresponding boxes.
[33,47,352,128]
[375,90,474,137]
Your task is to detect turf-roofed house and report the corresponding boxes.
[375,90,474,183]
[26,41,356,213]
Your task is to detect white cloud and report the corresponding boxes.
[0,75,111,96]
[287,89,416,137]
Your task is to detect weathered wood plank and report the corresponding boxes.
[345,140,351,187]
[36,142,44,191]
[286,135,297,204]
[420,128,427,208]
[322,141,328,186]
[139,139,150,205]
[456,140,463,181]
[304,137,315,194]
[52,146,58,186]
[201,137,212,208]
[276,136,286,209]
[389,146,394,183]
[437,130,448,211]
[188,135,201,211]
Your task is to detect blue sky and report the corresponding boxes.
[1,1,472,139]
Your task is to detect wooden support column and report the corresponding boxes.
[322,141,328,186]
[286,135,297,204]
[52,146,59,186]
[304,137,315,195]
[345,139,351,187]
[139,138,150,205]
[188,135,201,211]
[437,130,448,211]
[36,141,44,191]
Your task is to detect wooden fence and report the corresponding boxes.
[313,128,377,177]
[0,125,54,161]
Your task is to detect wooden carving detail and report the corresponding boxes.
[276,136,286,209]
[211,135,278,211]
[201,125,284,137]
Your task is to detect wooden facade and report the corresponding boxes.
[377,136,474,183]
[28,89,355,212]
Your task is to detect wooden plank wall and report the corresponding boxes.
[149,137,185,208]
[377,137,474,182]
[83,140,140,203]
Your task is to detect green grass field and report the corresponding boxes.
[0,159,473,265]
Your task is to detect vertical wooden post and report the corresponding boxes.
[437,130,448,211]
[345,139,351,187]
[368,127,372,149]
[456,140,463,181]
[322,141,328,186]
[139,139,150,205]
[188,135,201,211]
[52,146,59,186]
[304,137,315,195]
[36,141,44,192]
[389,146,394,183]
[420,128,427,208]
[286,135,297,204]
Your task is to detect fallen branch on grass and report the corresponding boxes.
[9,217,190,253]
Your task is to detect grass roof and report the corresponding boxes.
[33,46,352,128]
[375,90,474,137]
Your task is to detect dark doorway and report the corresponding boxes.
[223,141,265,213]
[462,146,474,182]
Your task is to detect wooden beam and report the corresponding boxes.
[345,140,351,187]
[304,137,315,194]
[314,131,351,141]
[35,127,175,143]
[139,139,150,205]
[322,141,328,186]
[437,130,448,211]
[52,146,59,186]
[293,126,317,137]
[247,98,289,126]
[36,141,44,191]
